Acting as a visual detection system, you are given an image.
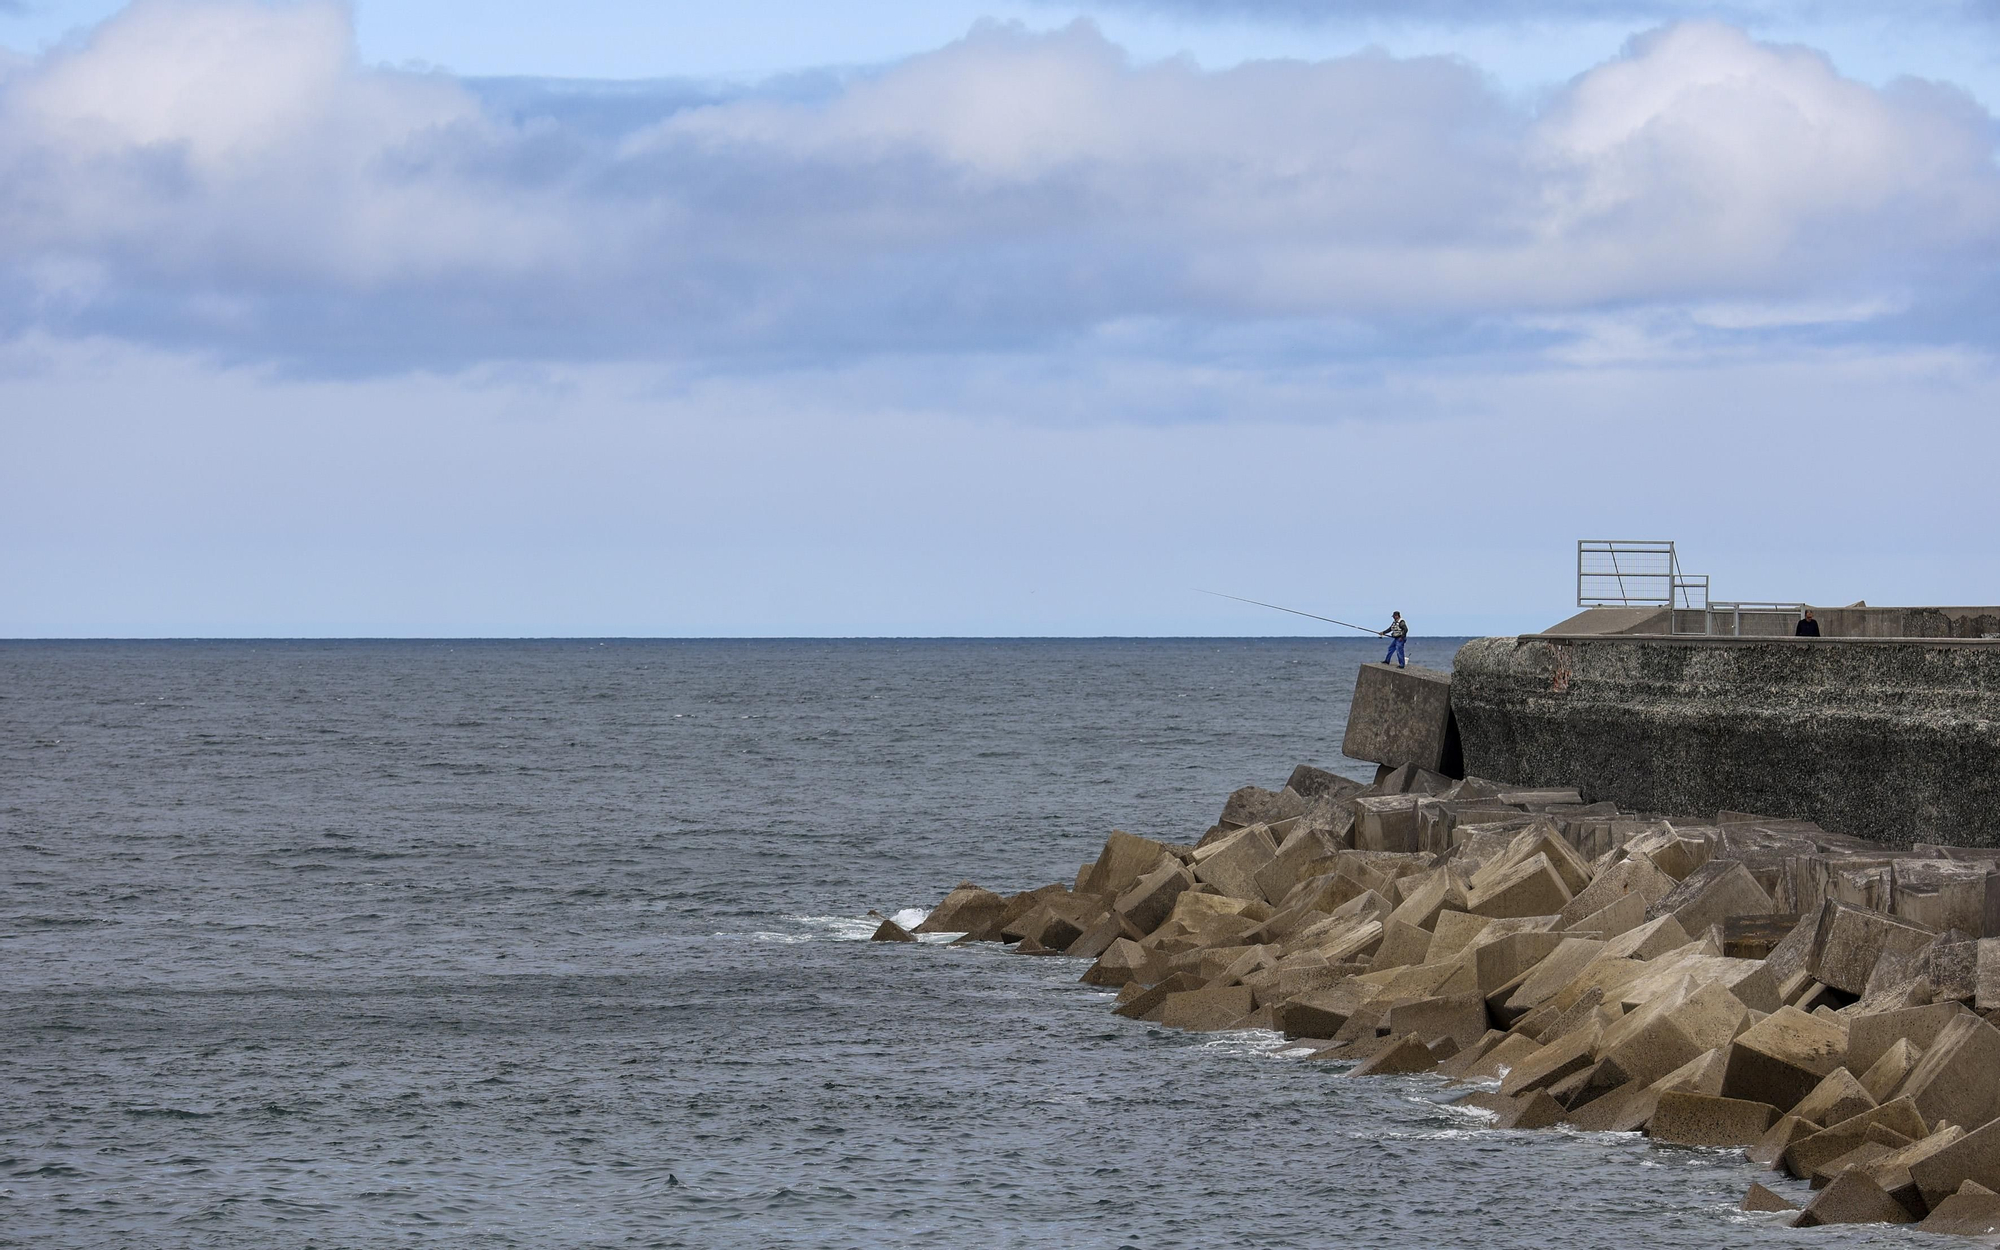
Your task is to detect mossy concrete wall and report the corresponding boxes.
[1450,635,2000,847]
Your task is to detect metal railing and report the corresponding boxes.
[1577,540,1709,612]
[1578,541,1810,634]
[1680,601,1809,637]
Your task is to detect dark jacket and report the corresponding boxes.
[1795,617,1821,637]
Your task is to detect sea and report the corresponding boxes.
[0,638,1933,1248]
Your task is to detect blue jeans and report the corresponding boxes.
[1384,636,1406,667]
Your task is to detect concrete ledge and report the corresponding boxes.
[1526,634,2000,648]
[1451,636,2000,847]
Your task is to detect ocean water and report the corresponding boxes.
[0,638,1934,1249]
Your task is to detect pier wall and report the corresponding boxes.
[1450,634,2000,847]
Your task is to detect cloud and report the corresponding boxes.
[0,1,1995,375]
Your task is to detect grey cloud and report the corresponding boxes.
[0,1,1996,377]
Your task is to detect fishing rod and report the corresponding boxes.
[1196,589,1380,635]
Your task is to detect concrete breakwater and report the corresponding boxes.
[876,760,2000,1235]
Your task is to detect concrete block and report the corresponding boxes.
[1976,938,2000,1011]
[1371,917,1434,970]
[1791,1068,1876,1130]
[1498,1089,1567,1130]
[1863,1123,1967,1216]
[1114,861,1195,936]
[1078,833,1174,900]
[1794,1170,1917,1226]
[1787,1102,1930,1182]
[1524,986,1613,1045]
[1560,1083,1640,1131]
[1918,1185,2000,1236]
[1749,1115,1819,1168]
[1858,1038,1923,1105]
[1341,662,1457,773]
[1911,1117,2000,1209]
[1647,1091,1780,1147]
[914,881,1008,934]
[1898,1011,2000,1134]
[1666,861,1777,937]
[1718,912,1803,962]
[1285,764,1363,802]
[1599,999,1703,1088]
[1722,1006,1849,1112]
[1565,891,1646,940]
[1809,900,1940,997]
[1253,827,1345,903]
[1111,971,1204,1020]
[1271,991,1356,1039]
[1742,1182,1799,1212]
[1348,1033,1438,1076]
[1433,1029,1507,1078]
[1606,1046,1731,1133]
[1219,785,1283,829]
[1386,869,1469,933]
[1468,853,1572,920]
[1458,1031,1544,1082]
[1641,835,1713,883]
[1157,985,1257,1031]
[1015,904,1088,951]
[1474,931,1566,995]
[1892,859,1997,937]
[1670,980,1757,1053]
[1600,915,1692,962]
[1352,795,1422,854]
[1065,912,1126,960]
[1190,824,1280,901]
[1497,788,1585,808]
[1081,938,1150,986]
[1499,1026,1600,1098]
[1547,1056,1630,1110]
[1426,910,1496,961]
[1484,826,1593,898]
[1386,991,1489,1050]
[1763,907,1829,991]
[1501,938,1607,1014]
[1923,933,1979,1004]
[1845,1001,1969,1076]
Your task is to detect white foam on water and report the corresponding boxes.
[1196,1028,1293,1060]
[889,907,929,929]
[788,914,880,941]
[1372,1126,1489,1142]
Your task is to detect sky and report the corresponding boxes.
[2,1,1998,637]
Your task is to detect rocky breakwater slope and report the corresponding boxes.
[873,763,2000,1236]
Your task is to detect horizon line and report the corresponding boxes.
[0,633,1485,643]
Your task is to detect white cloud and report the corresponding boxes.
[0,1,1993,372]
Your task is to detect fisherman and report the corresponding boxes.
[1795,609,1821,637]
[1380,611,1409,668]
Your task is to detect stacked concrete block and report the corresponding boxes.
[891,754,2000,1238]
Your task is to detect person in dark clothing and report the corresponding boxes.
[1795,609,1821,637]
[1380,612,1409,667]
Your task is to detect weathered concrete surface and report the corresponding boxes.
[1342,662,1462,776]
[1450,636,2000,847]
